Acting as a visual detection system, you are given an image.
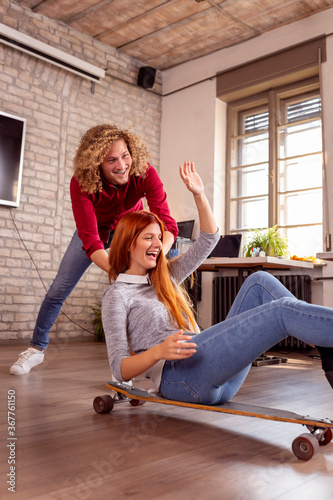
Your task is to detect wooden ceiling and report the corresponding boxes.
[17,0,333,70]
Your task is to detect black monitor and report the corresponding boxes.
[177,220,195,240]
[208,234,242,258]
[0,111,27,208]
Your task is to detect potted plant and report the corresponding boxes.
[91,303,105,342]
[243,225,289,258]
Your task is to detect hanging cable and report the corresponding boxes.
[9,208,95,335]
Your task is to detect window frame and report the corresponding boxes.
[225,77,322,246]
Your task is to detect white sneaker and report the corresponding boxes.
[10,347,45,375]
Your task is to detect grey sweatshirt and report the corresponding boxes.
[102,229,219,383]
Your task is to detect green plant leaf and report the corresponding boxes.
[91,303,105,342]
[243,225,289,258]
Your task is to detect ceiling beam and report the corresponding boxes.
[112,3,231,51]
[94,0,172,40]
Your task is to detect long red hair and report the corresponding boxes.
[108,211,197,332]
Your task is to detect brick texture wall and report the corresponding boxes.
[0,1,162,344]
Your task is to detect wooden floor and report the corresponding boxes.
[1,341,333,500]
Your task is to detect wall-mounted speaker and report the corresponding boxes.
[137,66,156,89]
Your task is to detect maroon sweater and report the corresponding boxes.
[70,164,178,258]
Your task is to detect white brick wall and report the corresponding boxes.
[0,1,162,343]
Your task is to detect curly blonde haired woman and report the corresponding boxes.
[10,124,178,375]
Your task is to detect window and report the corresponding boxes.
[226,79,323,256]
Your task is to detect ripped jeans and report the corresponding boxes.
[160,271,333,405]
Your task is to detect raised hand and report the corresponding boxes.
[179,160,217,235]
[179,161,204,195]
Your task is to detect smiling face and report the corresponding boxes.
[126,222,163,276]
[100,138,132,186]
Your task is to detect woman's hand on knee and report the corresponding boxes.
[155,330,197,361]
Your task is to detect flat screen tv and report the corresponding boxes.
[0,111,27,207]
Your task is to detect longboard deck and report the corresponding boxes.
[106,381,333,428]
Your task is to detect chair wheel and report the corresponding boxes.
[93,395,114,414]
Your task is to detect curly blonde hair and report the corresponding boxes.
[73,124,151,194]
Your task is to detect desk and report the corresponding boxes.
[192,256,319,315]
[199,256,316,273]
[195,257,324,366]
[198,256,319,296]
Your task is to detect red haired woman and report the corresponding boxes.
[102,162,333,404]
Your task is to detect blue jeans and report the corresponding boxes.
[160,271,333,405]
[31,230,112,350]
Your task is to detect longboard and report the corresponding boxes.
[93,381,333,461]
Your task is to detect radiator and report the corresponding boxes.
[212,273,311,350]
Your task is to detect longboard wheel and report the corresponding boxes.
[292,433,319,461]
[93,395,114,414]
[319,428,333,446]
[129,399,145,407]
